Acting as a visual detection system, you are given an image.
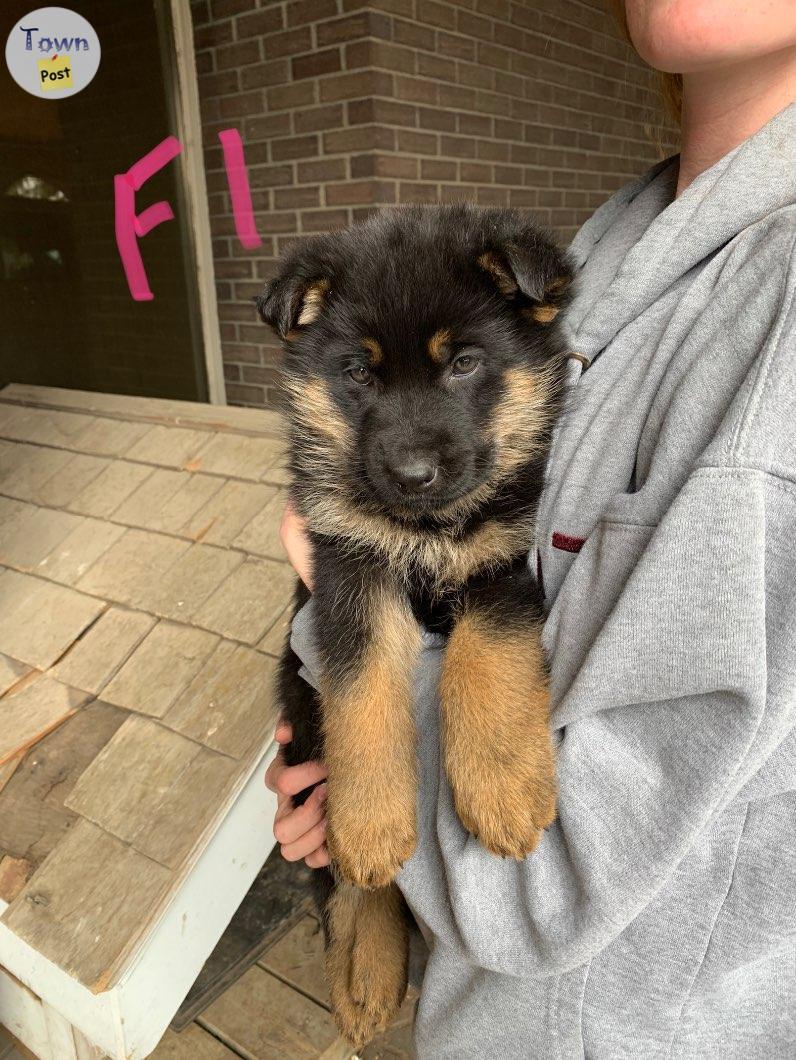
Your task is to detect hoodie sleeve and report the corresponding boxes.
[288,460,796,975]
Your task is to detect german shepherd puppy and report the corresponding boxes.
[257,204,571,1046]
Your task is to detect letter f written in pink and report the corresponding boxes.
[114,136,183,302]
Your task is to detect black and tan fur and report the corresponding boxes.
[257,204,571,1046]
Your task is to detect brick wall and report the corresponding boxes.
[191,0,676,410]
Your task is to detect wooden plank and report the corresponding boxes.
[190,433,284,481]
[112,469,224,536]
[65,460,154,520]
[232,489,287,560]
[0,385,284,438]
[41,1004,79,1060]
[37,517,126,587]
[0,502,82,572]
[2,818,173,992]
[65,714,238,869]
[51,608,155,694]
[0,753,24,796]
[257,603,292,657]
[0,655,30,697]
[0,674,89,766]
[0,570,106,670]
[101,621,219,718]
[146,545,245,623]
[35,452,109,510]
[0,856,32,903]
[193,558,295,644]
[258,914,331,1007]
[0,406,95,449]
[76,528,190,609]
[124,425,209,469]
[151,1025,239,1059]
[181,479,277,546]
[164,642,278,758]
[199,965,347,1060]
[0,445,73,504]
[69,417,150,458]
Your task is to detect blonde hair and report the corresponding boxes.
[609,0,683,124]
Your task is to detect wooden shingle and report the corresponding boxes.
[193,558,295,644]
[51,607,155,694]
[0,674,90,766]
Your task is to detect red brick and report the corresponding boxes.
[297,157,348,183]
[235,7,284,39]
[294,103,345,133]
[399,182,439,204]
[325,179,396,205]
[418,106,456,132]
[348,97,416,127]
[325,124,396,152]
[216,40,261,69]
[292,48,342,79]
[301,208,351,232]
[287,0,337,25]
[275,185,321,209]
[241,60,290,89]
[317,12,392,46]
[393,18,436,50]
[319,70,393,102]
[264,27,313,59]
[271,134,320,160]
[351,153,419,179]
[417,0,456,30]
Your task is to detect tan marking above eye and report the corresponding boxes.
[529,304,560,324]
[361,337,383,365]
[427,326,452,363]
[296,278,330,328]
[477,252,518,297]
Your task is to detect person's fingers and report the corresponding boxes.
[280,500,314,590]
[264,751,286,794]
[280,818,328,863]
[275,759,328,797]
[275,722,292,745]
[305,843,331,869]
[273,783,327,845]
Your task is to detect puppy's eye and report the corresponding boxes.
[451,352,480,378]
[348,365,372,385]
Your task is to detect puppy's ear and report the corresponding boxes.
[477,232,573,325]
[256,275,330,339]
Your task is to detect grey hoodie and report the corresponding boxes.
[291,103,796,1058]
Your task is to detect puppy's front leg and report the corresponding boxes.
[314,543,422,888]
[440,562,556,859]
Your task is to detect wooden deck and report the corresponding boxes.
[150,911,416,1060]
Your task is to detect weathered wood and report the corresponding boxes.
[181,479,277,546]
[0,655,30,697]
[69,416,150,458]
[258,603,293,657]
[124,425,209,469]
[145,544,245,623]
[112,469,224,536]
[151,1024,240,1059]
[76,528,190,609]
[1,385,284,438]
[0,444,73,505]
[51,608,155,694]
[32,453,109,511]
[0,674,89,766]
[0,700,125,866]
[165,641,278,758]
[0,856,32,903]
[190,433,284,481]
[199,965,347,1060]
[65,714,238,869]
[0,406,95,449]
[232,489,287,560]
[0,502,82,572]
[193,558,295,644]
[3,818,173,992]
[101,621,219,718]
[37,517,126,587]
[66,460,153,520]
[258,914,330,1008]
[0,570,106,670]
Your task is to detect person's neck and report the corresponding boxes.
[677,48,796,196]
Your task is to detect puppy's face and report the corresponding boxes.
[258,206,571,521]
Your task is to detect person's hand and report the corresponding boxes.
[265,721,330,868]
[280,498,314,589]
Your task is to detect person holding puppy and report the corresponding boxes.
[267,2,796,1056]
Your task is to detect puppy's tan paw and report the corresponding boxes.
[326,884,409,1048]
[452,762,556,860]
[327,804,416,889]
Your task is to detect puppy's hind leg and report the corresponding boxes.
[319,876,410,1048]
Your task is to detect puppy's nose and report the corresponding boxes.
[389,458,438,491]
